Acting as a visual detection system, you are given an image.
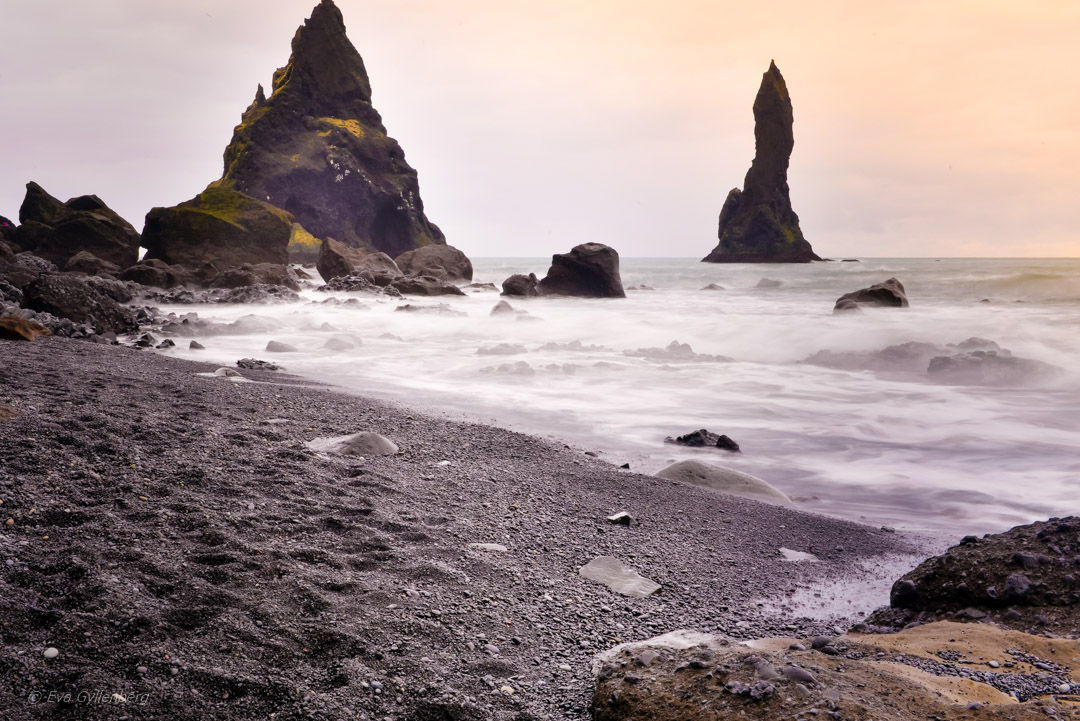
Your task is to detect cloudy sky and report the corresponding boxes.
[2,0,1078,258]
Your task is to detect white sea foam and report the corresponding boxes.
[158,257,1080,534]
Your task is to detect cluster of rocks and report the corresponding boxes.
[500,243,626,299]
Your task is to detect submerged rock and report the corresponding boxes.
[702,62,819,264]
[927,350,1061,386]
[217,0,446,258]
[654,460,791,506]
[625,341,731,363]
[834,277,909,310]
[537,243,626,298]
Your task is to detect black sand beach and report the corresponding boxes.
[0,338,927,720]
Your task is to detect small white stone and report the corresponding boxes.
[558,664,572,672]
[988,661,1000,669]
[1058,683,1072,694]
[499,685,514,695]
[43,647,59,659]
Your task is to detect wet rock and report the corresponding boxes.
[490,300,518,316]
[927,350,1061,386]
[389,274,466,296]
[501,273,540,297]
[395,244,473,282]
[663,429,740,452]
[318,273,402,295]
[700,283,725,290]
[306,431,398,457]
[236,358,282,371]
[654,460,792,506]
[190,341,206,350]
[476,343,526,356]
[322,335,359,351]
[23,274,138,334]
[266,340,297,353]
[209,263,300,291]
[579,556,661,597]
[394,303,466,316]
[537,243,626,298]
[702,62,819,264]
[833,297,862,313]
[834,277,909,310]
[624,340,731,363]
[756,278,782,288]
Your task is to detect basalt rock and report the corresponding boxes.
[23,274,138,334]
[537,243,626,298]
[142,185,293,269]
[702,62,819,264]
[394,244,473,282]
[316,236,401,284]
[834,277,909,310]
[11,182,141,268]
[217,0,446,259]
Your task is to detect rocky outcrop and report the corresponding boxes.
[23,274,138,334]
[501,273,540,297]
[394,244,473,282]
[866,518,1080,637]
[142,185,293,270]
[63,250,121,276]
[702,62,819,264]
[833,277,909,310]
[654,460,791,506]
[537,243,626,298]
[316,236,401,284]
[208,263,301,291]
[388,275,465,296]
[118,259,192,289]
[11,182,140,268]
[217,0,446,259]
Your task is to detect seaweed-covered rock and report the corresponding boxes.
[218,0,444,258]
[866,517,1080,636]
[394,244,473,282]
[834,277,909,310]
[142,185,293,270]
[11,182,141,268]
[537,243,626,298]
[23,274,138,334]
[316,236,401,284]
[702,62,819,264]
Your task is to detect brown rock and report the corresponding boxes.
[0,315,52,342]
[834,277,909,310]
[394,244,473,282]
[316,236,401,283]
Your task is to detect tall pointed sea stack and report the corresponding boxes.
[220,0,444,257]
[702,61,819,263]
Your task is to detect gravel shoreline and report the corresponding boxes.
[0,338,932,720]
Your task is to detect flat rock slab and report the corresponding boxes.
[780,547,819,562]
[305,431,398,457]
[469,543,508,553]
[579,556,661,598]
[654,460,792,506]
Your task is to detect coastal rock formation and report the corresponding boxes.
[388,274,465,296]
[218,0,446,259]
[118,258,192,289]
[867,517,1080,636]
[592,624,1080,721]
[12,182,140,269]
[63,250,121,276]
[927,350,1061,386]
[394,244,473,282]
[208,263,300,291]
[833,277,909,310]
[654,460,791,506]
[703,62,819,264]
[316,236,401,284]
[537,243,626,298]
[142,186,293,269]
[23,274,138,334]
[501,272,540,297]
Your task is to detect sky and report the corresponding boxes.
[2,0,1078,258]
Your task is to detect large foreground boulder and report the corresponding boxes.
[866,517,1080,636]
[834,277,909,310]
[11,182,140,268]
[394,244,473,282]
[316,236,401,284]
[702,62,819,263]
[217,0,445,258]
[654,460,791,506]
[537,243,626,298]
[142,185,293,269]
[23,274,138,334]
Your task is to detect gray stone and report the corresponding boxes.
[579,556,661,598]
[653,460,792,506]
[306,431,398,457]
[266,340,297,352]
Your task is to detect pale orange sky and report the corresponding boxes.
[1,0,1078,257]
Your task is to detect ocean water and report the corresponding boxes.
[158,258,1080,535]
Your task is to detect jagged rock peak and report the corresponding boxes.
[702,61,819,264]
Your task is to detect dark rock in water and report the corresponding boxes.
[317,236,402,284]
[394,303,466,317]
[0,315,52,341]
[389,274,465,296]
[318,273,402,296]
[501,273,540,297]
[866,517,1080,636]
[190,340,206,350]
[626,284,654,291]
[237,358,282,371]
[266,340,297,353]
[832,298,862,313]
[664,429,741,453]
[927,350,1061,386]
[537,243,626,298]
[23,274,138,334]
[395,244,473,282]
[143,185,293,269]
[625,340,731,363]
[702,62,819,264]
[213,284,300,304]
[118,258,192,289]
[803,338,1004,375]
[218,0,444,258]
[467,281,497,291]
[490,300,516,316]
[756,278,782,288]
[700,283,725,291]
[209,263,300,291]
[12,182,141,268]
[63,250,122,276]
[834,277,909,310]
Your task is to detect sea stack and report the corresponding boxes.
[702,61,819,263]
[219,0,446,258]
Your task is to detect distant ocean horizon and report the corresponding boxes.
[159,256,1080,535]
